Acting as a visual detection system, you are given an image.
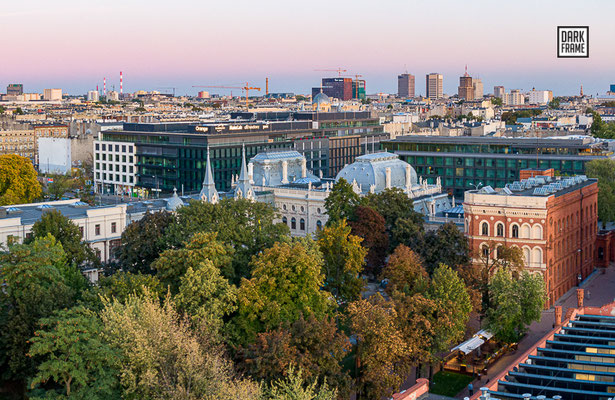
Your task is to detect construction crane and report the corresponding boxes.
[156,87,177,97]
[314,68,347,77]
[192,82,260,107]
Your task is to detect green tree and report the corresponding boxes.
[324,178,362,225]
[349,206,389,275]
[347,294,408,400]
[46,174,76,200]
[234,239,334,343]
[586,159,615,227]
[548,97,561,109]
[316,220,366,302]
[152,231,233,292]
[428,264,472,355]
[588,110,615,138]
[366,188,423,228]
[265,366,337,400]
[382,245,428,295]
[390,215,425,252]
[486,269,546,343]
[423,222,469,274]
[0,235,74,383]
[28,209,97,267]
[167,198,289,281]
[476,241,525,313]
[14,107,24,115]
[175,258,237,335]
[0,154,42,205]
[115,210,176,274]
[97,272,164,304]
[100,292,261,400]
[28,306,120,399]
[491,97,503,106]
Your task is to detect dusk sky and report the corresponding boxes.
[2,0,614,96]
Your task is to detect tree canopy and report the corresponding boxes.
[115,210,176,274]
[487,269,546,343]
[586,159,615,227]
[324,178,363,224]
[28,209,97,267]
[316,219,366,302]
[234,239,334,343]
[0,154,42,206]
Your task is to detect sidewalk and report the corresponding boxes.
[454,264,615,399]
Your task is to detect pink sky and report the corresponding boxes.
[1,0,614,96]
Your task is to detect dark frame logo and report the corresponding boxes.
[557,26,589,58]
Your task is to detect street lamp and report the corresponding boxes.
[471,182,483,191]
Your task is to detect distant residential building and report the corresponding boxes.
[398,73,415,98]
[504,89,525,105]
[494,86,505,99]
[426,73,443,100]
[0,129,36,161]
[107,91,120,102]
[7,84,23,96]
[458,69,474,100]
[43,88,62,101]
[33,125,69,164]
[528,89,554,105]
[473,78,484,99]
[87,90,99,102]
[464,170,598,307]
[197,91,210,99]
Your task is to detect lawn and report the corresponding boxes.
[430,370,474,397]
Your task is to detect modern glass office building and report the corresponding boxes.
[382,136,615,198]
[94,112,385,194]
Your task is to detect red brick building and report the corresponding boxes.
[463,170,598,307]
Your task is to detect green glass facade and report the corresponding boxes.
[382,137,614,198]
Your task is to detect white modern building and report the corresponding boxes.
[93,136,137,196]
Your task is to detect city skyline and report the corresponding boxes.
[1,0,614,96]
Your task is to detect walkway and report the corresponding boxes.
[454,264,615,399]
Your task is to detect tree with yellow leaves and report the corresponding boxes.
[0,154,42,205]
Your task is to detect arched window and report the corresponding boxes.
[496,245,503,259]
[300,218,305,231]
[481,222,489,236]
[532,224,543,240]
[521,223,531,238]
[482,245,489,258]
[532,247,543,265]
[291,217,296,230]
[496,223,504,237]
[512,224,519,238]
[316,220,322,230]
[282,216,288,226]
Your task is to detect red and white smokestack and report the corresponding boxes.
[120,71,123,95]
[103,77,106,96]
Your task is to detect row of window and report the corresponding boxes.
[79,222,117,238]
[281,216,323,231]
[96,153,134,163]
[480,221,543,239]
[96,163,134,173]
[96,143,134,153]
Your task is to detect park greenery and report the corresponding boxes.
[0,154,42,206]
[586,158,615,227]
[0,179,546,399]
[588,109,615,139]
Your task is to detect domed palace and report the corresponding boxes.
[245,150,453,237]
